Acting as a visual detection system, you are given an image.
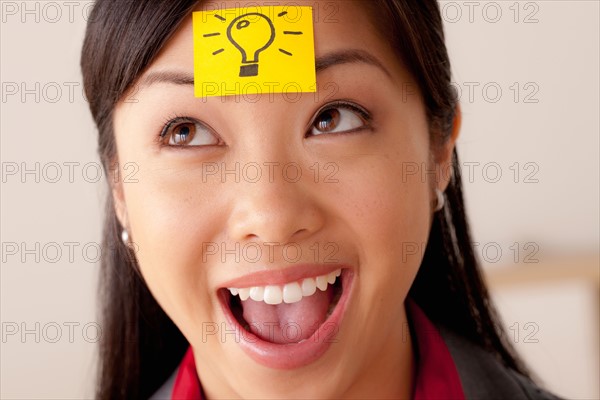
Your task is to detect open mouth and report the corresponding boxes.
[219,268,348,345]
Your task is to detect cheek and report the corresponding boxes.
[340,154,431,271]
[120,166,225,330]
[325,123,432,306]
[113,108,226,327]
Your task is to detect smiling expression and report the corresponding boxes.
[112,1,455,398]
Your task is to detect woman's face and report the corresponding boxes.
[113,1,454,398]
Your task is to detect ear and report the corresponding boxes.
[434,105,461,193]
[110,163,129,230]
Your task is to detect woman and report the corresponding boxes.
[81,0,562,398]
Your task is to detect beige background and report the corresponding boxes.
[1,1,598,398]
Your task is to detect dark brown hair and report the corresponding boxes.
[82,1,531,398]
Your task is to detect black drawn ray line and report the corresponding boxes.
[213,48,225,55]
[214,14,226,21]
[203,32,220,37]
[278,11,288,17]
[283,31,303,35]
[279,49,293,56]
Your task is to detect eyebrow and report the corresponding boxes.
[139,49,392,88]
[140,70,195,87]
[315,49,392,77]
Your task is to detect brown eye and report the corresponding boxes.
[310,105,369,136]
[170,123,195,145]
[161,119,219,147]
[314,109,341,133]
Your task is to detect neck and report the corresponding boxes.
[341,308,415,399]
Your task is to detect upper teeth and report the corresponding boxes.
[228,269,342,305]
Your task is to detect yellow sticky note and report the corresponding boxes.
[193,6,316,98]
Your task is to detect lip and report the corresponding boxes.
[219,264,346,288]
[217,266,355,370]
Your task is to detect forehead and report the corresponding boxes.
[149,0,397,74]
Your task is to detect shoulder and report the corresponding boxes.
[438,326,564,400]
[151,329,564,400]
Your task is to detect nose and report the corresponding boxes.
[226,162,325,245]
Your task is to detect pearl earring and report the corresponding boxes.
[121,229,129,244]
[434,189,445,212]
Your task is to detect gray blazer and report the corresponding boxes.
[151,328,564,400]
[437,326,563,399]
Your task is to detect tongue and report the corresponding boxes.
[242,287,333,344]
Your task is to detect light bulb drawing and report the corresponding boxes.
[227,13,275,77]
[202,10,304,78]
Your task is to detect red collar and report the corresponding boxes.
[406,299,465,400]
[172,300,465,399]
